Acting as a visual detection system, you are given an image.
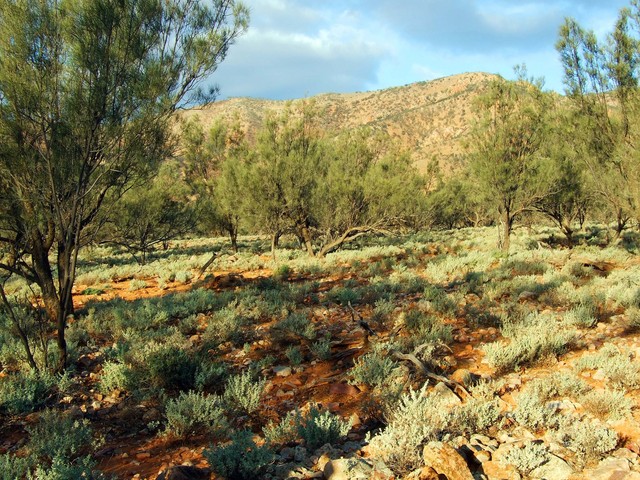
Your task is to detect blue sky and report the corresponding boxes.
[211,0,631,100]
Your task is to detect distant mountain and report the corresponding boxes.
[179,72,498,173]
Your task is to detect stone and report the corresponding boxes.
[328,383,360,396]
[273,365,292,377]
[529,453,573,480]
[323,458,373,480]
[433,382,462,406]
[585,457,639,480]
[422,441,474,480]
[405,466,440,480]
[156,465,211,480]
[481,460,521,480]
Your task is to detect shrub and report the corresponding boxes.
[502,442,549,475]
[98,361,132,395]
[204,306,246,346]
[174,270,193,284]
[224,371,267,414]
[204,430,274,480]
[31,455,102,480]
[423,285,457,317]
[574,343,640,389]
[483,313,575,372]
[309,337,332,361]
[164,391,227,437]
[273,264,291,281]
[580,389,632,421]
[263,410,298,447]
[554,418,618,467]
[27,409,94,464]
[285,345,303,366]
[349,351,399,389]
[146,345,197,391]
[295,406,351,450]
[271,312,315,342]
[565,301,597,328]
[195,361,228,392]
[0,454,30,480]
[0,370,57,415]
[367,384,442,474]
[128,279,147,291]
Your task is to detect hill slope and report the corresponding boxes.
[180,72,497,173]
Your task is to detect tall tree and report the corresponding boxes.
[469,73,552,252]
[556,6,640,236]
[182,116,248,252]
[0,0,248,370]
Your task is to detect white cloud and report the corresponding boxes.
[210,0,633,99]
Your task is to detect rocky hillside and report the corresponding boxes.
[180,72,497,173]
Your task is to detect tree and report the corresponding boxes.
[556,6,640,237]
[469,73,552,252]
[182,116,248,252]
[533,105,593,245]
[241,105,427,258]
[314,129,426,256]
[243,101,327,258]
[0,0,248,370]
[101,160,196,265]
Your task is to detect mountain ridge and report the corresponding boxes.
[180,71,499,172]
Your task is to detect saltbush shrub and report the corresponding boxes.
[0,370,57,414]
[224,371,266,414]
[204,430,274,480]
[164,391,227,437]
[295,406,351,450]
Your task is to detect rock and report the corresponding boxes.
[481,461,521,480]
[433,382,462,406]
[422,442,474,480]
[450,369,480,386]
[404,467,440,480]
[324,458,373,479]
[585,457,639,480]
[328,383,360,396]
[518,291,537,302]
[529,453,573,480]
[273,365,292,377]
[156,465,211,480]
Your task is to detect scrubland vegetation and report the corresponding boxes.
[4,0,640,478]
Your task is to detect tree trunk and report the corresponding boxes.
[561,221,574,247]
[271,231,280,261]
[498,210,512,252]
[300,225,315,257]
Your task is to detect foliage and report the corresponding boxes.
[101,160,196,265]
[204,430,274,480]
[294,406,352,450]
[146,345,198,391]
[502,442,549,475]
[0,370,57,414]
[224,370,267,414]
[483,312,575,372]
[98,361,132,395]
[469,71,552,251]
[349,351,400,389]
[574,343,640,389]
[164,391,227,438]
